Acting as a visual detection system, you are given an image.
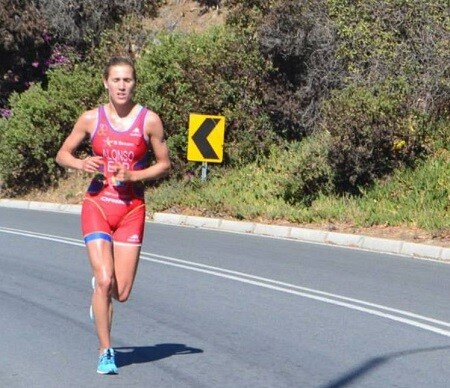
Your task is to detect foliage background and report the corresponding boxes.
[0,0,448,243]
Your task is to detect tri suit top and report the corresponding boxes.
[81,105,149,246]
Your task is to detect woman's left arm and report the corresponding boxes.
[127,111,171,182]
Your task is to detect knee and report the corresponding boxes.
[116,290,130,303]
[115,286,131,303]
[95,275,114,295]
[116,295,129,303]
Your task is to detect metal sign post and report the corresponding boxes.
[201,162,208,182]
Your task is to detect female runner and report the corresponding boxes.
[56,56,171,374]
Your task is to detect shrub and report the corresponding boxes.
[256,0,344,139]
[282,130,334,206]
[327,0,449,117]
[0,65,103,194]
[37,0,163,46]
[0,0,50,107]
[323,79,428,193]
[0,1,165,110]
[320,0,449,194]
[88,15,151,65]
[357,149,450,231]
[224,0,276,31]
[147,133,334,219]
[227,0,449,145]
[136,26,277,175]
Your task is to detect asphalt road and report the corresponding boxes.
[1,207,450,387]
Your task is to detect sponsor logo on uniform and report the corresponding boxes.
[100,196,131,205]
[105,137,113,147]
[97,124,107,136]
[103,137,134,148]
[118,140,134,147]
[131,127,141,137]
[127,234,140,243]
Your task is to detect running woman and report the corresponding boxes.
[56,56,171,374]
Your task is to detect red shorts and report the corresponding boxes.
[81,194,145,246]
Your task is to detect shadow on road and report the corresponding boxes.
[114,343,203,367]
[321,344,450,388]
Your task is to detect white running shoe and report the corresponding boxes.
[90,276,96,321]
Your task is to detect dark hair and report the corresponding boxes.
[103,56,136,81]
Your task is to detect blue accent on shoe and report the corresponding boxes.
[84,232,112,244]
[97,348,118,375]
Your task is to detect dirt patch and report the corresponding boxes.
[164,206,450,248]
[146,0,226,33]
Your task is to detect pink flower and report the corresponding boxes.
[42,32,52,43]
[0,108,11,118]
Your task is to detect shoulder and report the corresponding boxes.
[78,107,99,124]
[74,107,100,133]
[143,109,164,135]
[143,108,162,124]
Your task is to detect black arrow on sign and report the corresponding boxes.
[192,118,220,160]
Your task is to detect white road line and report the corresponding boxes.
[140,252,450,329]
[0,226,84,246]
[2,226,450,338]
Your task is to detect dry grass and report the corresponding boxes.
[19,171,91,205]
[9,171,449,248]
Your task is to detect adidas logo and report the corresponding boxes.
[127,234,140,243]
[130,127,141,137]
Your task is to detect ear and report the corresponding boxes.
[103,80,108,90]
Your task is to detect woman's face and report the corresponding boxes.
[103,64,136,105]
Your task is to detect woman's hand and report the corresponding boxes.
[82,156,104,173]
[111,163,134,184]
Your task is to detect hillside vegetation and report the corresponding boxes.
[0,0,448,246]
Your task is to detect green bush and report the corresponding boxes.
[224,0,276,31]
[38,0,163,46]
[136,26,277,175]
[0,65,103,194]
[322,79,428,193]
[282,131,334,206]
[146,149,298,221]
[147,133,334,219]
[327,0,449,116]
[256,0,344,139]
[358,149,450,231]
[309,149,450,232]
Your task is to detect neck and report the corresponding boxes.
[106,101,135,118]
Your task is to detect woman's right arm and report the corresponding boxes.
[56,109,103,173]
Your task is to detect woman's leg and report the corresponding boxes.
[86,239,115,353]
[112,244,141,302]
[111,202,145,302]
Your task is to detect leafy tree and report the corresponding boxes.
[257,0,345,139]
[0,0,164,110]
[38,0,163,46]
[0,0,49,108]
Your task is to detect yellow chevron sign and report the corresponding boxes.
[187,114,225,163]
